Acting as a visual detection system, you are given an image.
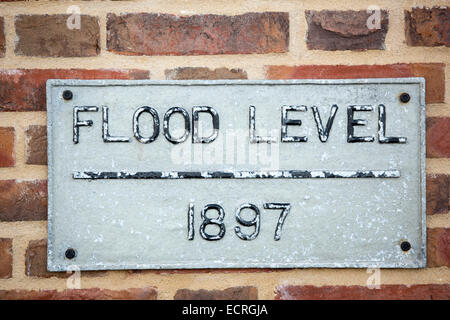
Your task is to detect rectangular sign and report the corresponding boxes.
[47,79,426,270]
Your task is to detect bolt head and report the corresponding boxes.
[400,241,411,252]
[65,248,76,259]
[400,93,410,103]
[62,90,73,100]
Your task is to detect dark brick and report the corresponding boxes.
[174,286,258,300]
[266,63,445,104]
[405,7,450,47]
[427,228,450,267]
[0,127,14,167]
[0,69,150,112]
[0,287,157,300]
[426,174,449,214]
[25,239,53,277]
[15,14,100,57]
[305,10,389,50]
[0,238,12,279]
[165,67,247,80]
[0,180,47,221]
[107,12,289,56]
[25,125,46,165]
[0,17,5,58]
[426,117,450,158]
[276,284,450,300]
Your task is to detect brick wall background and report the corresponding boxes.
[0,0,448,300]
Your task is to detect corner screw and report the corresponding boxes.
[400,93,410,103]
[65,248,76,259]
[62,90,73,100]
[400,241,411,252]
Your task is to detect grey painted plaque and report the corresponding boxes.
[47,79,426,271]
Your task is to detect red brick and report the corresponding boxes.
[266,63,445,104]
[107,12,289,56]
[426,117,450,158]
[411,64,446,104]
[276,284,450,300]
[165,67,248,80]
[0,69,150,112]
[0,238,12,279]
[426,174,449,214]
[0,287,157,300]
[25,239,106,278]
[25,125,46,165]
[0,180,47,221]
[15,15,100,57]
[306,10,389,50]
[25,239,55,277]
[174,286,258,300]
[405,7,450,47]
[0,17,5,58]
[0,127,14,167]
[427,228,450,267]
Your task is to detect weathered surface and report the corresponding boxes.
[174,286,258,300]
[427,228,450,267]
[405,7,450,47]
[107,12,289,55]
[276,284,450,300]
[0,69,150,111]
[47,79,425,270]
[15,14,100,57]
[25,125,47,165]
[165,67,247,80]
[25,239,106,278]
[0,17,5,58]
[266,63,445,103]
[426,174,449,215]
[426,117,450,158]
[305,10,389,50]
[0,288,158,300]
[0,180,47,221]
[0,238,12,279]
[0,127,15,167]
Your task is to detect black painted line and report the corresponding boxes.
[73,170,400,180]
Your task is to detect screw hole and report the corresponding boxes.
[65,248,76,259]
[399,93,410,103]
[400,241,411,252]
[62,90,73,100]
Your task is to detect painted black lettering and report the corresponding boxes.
[312,105,339,142]
[163,107,190,144]
[281,105,308,142]
[133,106,160,144]
[378,104,407,144]
[102,106,130,143]
[192,106,219,144]
[347,105,375,143]
[73,106,98,144]
[249,106,276,143]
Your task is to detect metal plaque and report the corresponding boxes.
[47,79,426,270]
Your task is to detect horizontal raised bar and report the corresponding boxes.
[73,170,400,180]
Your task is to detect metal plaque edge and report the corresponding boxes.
[46,78,426,270]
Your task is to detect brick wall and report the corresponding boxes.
[0,1,448,300]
